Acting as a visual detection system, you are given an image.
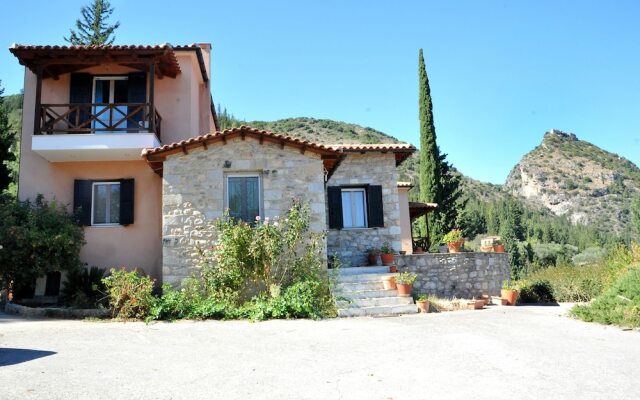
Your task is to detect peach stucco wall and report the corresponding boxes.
[398,187,413,254]
[17,45,212,282]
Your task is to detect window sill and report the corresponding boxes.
[331,227,381,231]
[88,224,123,228]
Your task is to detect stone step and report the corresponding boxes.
[337,296,414,308]
[336,272,397,283]
[334,288,399,299]
[335,281,385,292]
[338,266,392,275]
[337,304,419,318]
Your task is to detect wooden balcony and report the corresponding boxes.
[37,103,161,140]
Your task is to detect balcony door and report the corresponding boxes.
[92,76,128,133]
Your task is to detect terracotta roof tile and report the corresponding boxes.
[329,143,416,151]
[397,181,414,188]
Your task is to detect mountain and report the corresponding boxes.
[505,129,640,235]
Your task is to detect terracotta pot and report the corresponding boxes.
[447,240,463,253]
[501,289,518,306]
[389,265,397,273]
[468,300,484,310]
[480,294,490,305]
[380,253,395,266]
[382,276,396,290]
[416,300,430,313]
[494,244,505,253]
[414,247,424,254]
[396,283,413,297]
[367,254,379,266]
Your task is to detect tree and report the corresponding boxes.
[632,197,640,236]
[65,0,120,45]
[417,49,441,244]
[0,82,14,194]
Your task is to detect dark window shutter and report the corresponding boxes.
[119,179,135,226]
[127,72,147,130]
[367,185,384,228]
[73,180,92,226]
[327,186,343,229]
[69,73,93,130]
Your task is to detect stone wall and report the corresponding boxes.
[326,153,402,268]
[395,253,510,298]
[162,137,327,286]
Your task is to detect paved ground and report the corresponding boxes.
[0,304,638,400]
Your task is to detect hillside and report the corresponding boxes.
[505,129,640,234]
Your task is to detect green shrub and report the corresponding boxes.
[518,280,556,303]
[103,268,155,320]
[246,280,334,321]
[571,268,640,327]
[572,247,607,266]
[0,195,85,296]
[61,266,108,309]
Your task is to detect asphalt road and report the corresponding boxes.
[0,304,638,400]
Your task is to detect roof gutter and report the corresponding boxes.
[174,46,208,83]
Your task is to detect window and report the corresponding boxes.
[92,182,121,225]
[226,174,261,223]
[341,188,367,228]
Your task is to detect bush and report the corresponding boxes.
[60,266,108,309]
[518,280,556,303]
[246,280,334,321]
[572,247,607,266]
[103,268,155,320]
[0,195,85,297]
[571,268,640,327]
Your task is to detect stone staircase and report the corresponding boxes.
[334,266,418,317]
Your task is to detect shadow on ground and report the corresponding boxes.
[0,348,56,367]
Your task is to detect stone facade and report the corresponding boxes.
[161,137,327,286]
[326,153,402,268]
[395,253,510,298]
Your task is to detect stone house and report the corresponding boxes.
[143,126,416,286]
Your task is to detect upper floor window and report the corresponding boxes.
[226,174,261,223]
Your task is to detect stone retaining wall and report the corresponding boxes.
[395,252,510,298]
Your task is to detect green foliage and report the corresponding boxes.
[149,202,336,321]
[380,242,394,254]
[396,272,417,285]
[572,247,607,266]
[103,268,155,320]
[65,0,120,45]
[632,197,640,235]
[0,195,85,295]
[517,280,556,303]
[0,82,15,194]
[441,229,463,244]
[0,91,22,197]
[61,266,108,309]
[571,268,640,328]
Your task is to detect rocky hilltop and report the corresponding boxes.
[505,129,640,234]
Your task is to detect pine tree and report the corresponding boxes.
[65,0,120,45]
[632,197,640,236]
[417,49,441,245]
[0,82,14,194]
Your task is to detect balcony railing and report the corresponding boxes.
[37,103,161,140]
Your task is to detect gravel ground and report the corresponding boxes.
[0,304,638,400]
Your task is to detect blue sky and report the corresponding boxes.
[1,1,639,183]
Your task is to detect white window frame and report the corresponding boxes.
[91,181,121,226]
[341,187,368,229]
[224,173,263,222]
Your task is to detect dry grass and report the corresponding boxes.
[427,296,482,312]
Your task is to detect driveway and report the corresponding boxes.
[0,304,638,400]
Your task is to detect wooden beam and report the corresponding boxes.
[280,140,285,149]
[300,145,306,154]
[149,62,156,134]
[202,140,208,150]
[222,135,227,145]
[181,144,188,155]
[33,64,43,135]
[259,136,264,145]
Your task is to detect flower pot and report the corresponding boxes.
[480,294,490,305]
[447,240,463,253]
[367,254,379,266]
[396,283,413,297]
[416,300,430,313]
[468,300,484,310]
[494,244,505,253]
[389,265,397,273]
[380,253,395,266]
[414,247,424,254]
[501,289,518,306]
[382,276,396,290]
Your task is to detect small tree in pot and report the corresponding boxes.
[415,294,430,313]
[442,229,464,253]
[396,272,417,297]
[366,248,380,266]
[379,242,395,266]
[501,280,519,306]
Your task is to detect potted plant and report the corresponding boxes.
[442,229,464,253]
[389,265,397,273]
[395,272,417,297]
[366,248,380,266]
[381,275,396,290]
[493,239,505,253]
[380,242,395,266]
[501,280,519,306]
[415,294,430,313]
[467,298,485,310]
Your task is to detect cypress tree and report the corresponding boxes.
[65,0,120,45]
[0,82,14,194]
[417,49,441,245]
